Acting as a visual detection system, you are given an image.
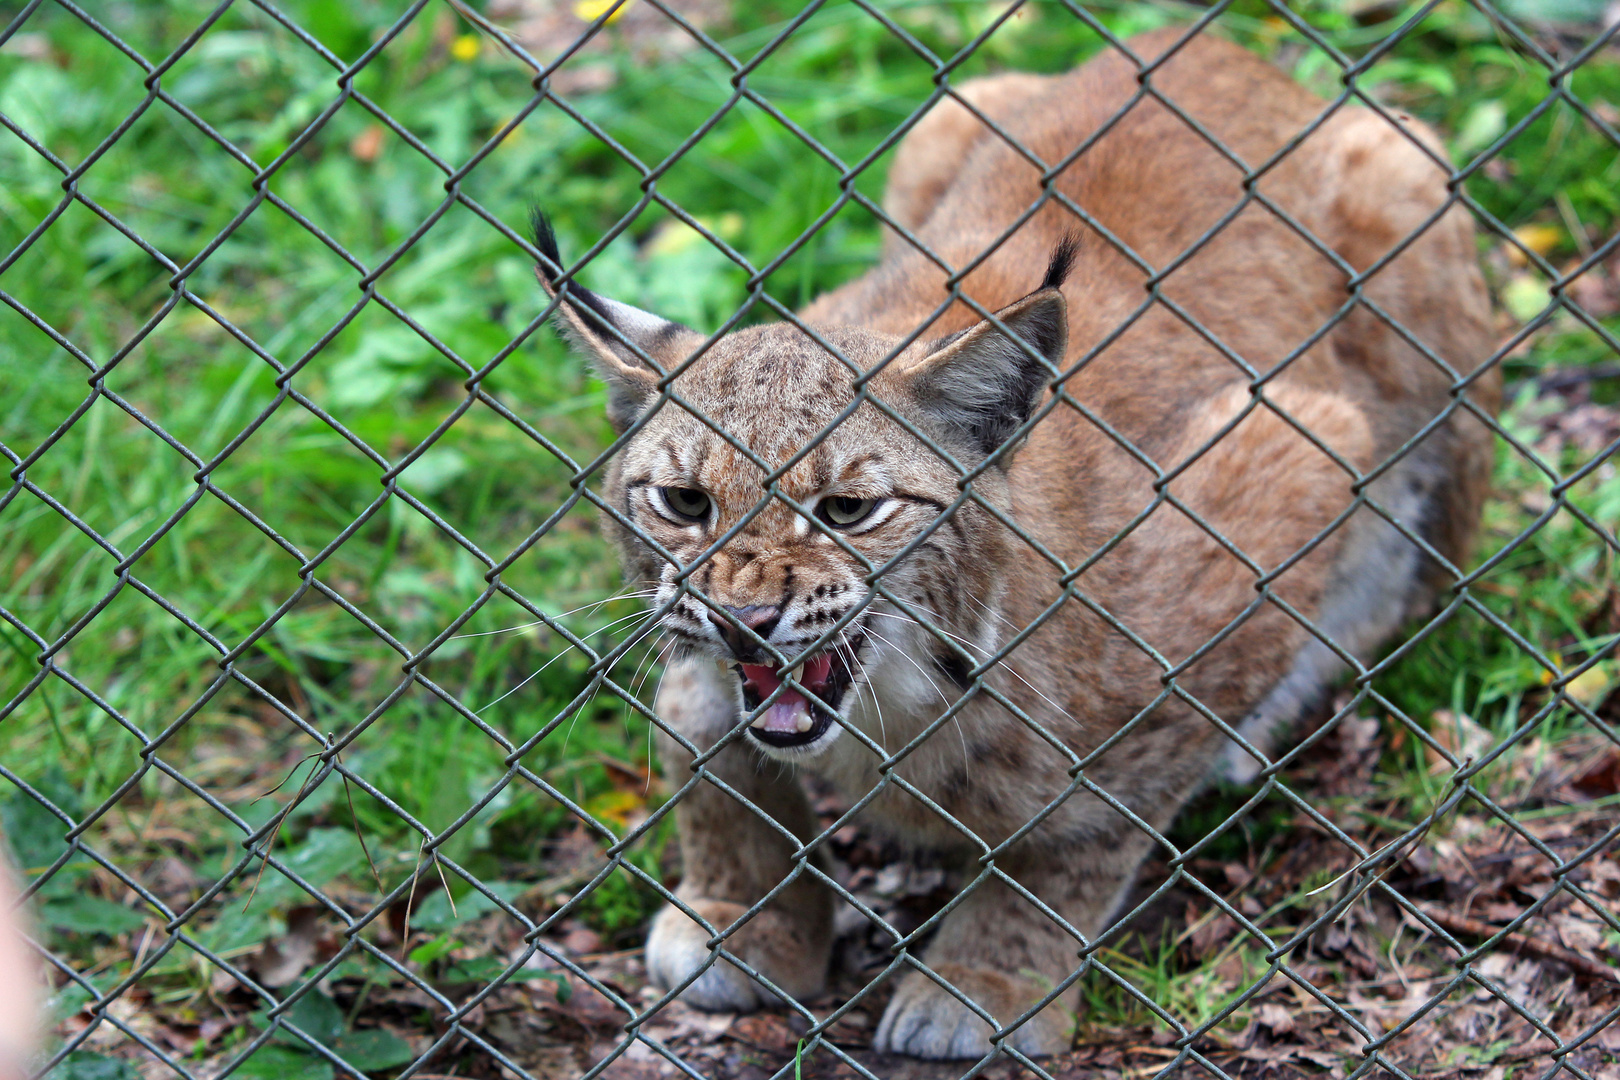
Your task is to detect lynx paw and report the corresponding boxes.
[645,899,826,1012]
[873,964,1070,1059]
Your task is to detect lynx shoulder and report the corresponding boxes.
[536,28,1497,1060]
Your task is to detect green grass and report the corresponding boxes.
[2,0,1618,1049]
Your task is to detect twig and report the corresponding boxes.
[129,921,155,974]
[431,849,459,920]
[340,768,385,894]
[242,748,326,913]
[1556,191,1594,259]
[1419,904,1620,985]
[401,834,426,962]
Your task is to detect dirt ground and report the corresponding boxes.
[413,713,1620,1080]
[60,703,1616,1080]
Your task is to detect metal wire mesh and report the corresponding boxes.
[2,2,1618,1080]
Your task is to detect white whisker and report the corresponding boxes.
[451,590,657,638]
[634,635,677,701]
[625,635,674,785]
[866,610,1077,726]
[453,621,547,640]
[560,615,665,763]
[863,624,950,707]
[645,639,680,793]
[477,608,658,716]
[587,606,665,637]
[614,612,668,664]
[477,648,572,714]
[559,685,599,762]
[627,630,669,701]
[964,590,1021,635]
[862,622,969,773]
[840,629,885,750]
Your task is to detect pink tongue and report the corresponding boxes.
[741,655,836,735]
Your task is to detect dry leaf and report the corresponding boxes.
[728,1012,798,1053]
[1256,1002,1295,1036]
[252,905,325,988]
[1427,710,1492,774]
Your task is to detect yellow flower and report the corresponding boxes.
[450,34,480,62]
[575,0,632,24]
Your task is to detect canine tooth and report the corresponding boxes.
[750,716,768,729]
[794,713,813,733]
[786,664,803,682]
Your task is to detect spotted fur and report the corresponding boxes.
[538,29,1498,1059]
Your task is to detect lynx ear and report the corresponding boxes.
[903,288,1068,459]
[901,236,1075,459]
[532,211,701,431]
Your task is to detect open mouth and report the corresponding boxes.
[737,645,858,749]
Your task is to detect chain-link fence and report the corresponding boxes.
[2,1,1619,1079]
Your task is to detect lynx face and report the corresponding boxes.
[610,332,937,757]
[534,218,1071,758]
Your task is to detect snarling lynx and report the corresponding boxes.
[535,28,1497,1060]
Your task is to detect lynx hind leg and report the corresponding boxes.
[1219,113,1497,784]
[1218,439,1449,785]
[644,658,833,1010]
[882,73,1052,244]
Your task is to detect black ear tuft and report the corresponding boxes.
[528,208,619,331]
[1041,232,1080,292]
[526,210,702,432]
[530,206,562,284]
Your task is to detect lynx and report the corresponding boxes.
[535,28,1497,1059]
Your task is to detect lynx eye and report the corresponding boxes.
[819,496,879,528]
[660,487,711,521]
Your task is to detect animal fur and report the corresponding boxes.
[534,28,1498,1059]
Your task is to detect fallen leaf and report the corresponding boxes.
[542,979,626,1030]
[1568,663,1616,709]
[252,906,325,988]
[563,923,604,956]
[1256,1002,1295,1037]
[641,1000,735,1045]
[574,0,632,23]
[1502,273,1552,323]
[1569,264,1620,319]
[1427,710,1492,773]
[1586,857,1620,899]
[727,1013,797,1053]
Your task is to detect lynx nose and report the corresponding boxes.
[707,604,781,659]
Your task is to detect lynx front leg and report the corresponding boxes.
[873,829,1154,1059]
[644,658,833,1011]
